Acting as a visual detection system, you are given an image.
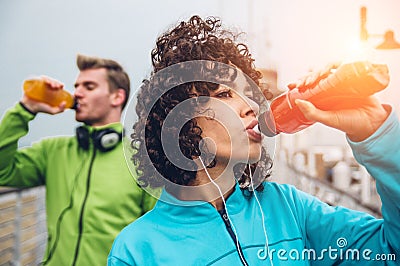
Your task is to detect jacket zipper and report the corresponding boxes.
[71,148,97,265]
[218,209,249,266]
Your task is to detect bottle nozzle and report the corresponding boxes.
[252,124,261,134]
[71,98,78,110]
[257,110,278,137]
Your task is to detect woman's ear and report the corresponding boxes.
[111,88,126,107]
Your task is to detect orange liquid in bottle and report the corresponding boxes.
[259,61,390,136]
[23,79,75,109]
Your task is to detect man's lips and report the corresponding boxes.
[74,102,82,111]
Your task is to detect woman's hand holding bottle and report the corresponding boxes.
[291,62,390,142]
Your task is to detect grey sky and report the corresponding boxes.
[1,0,399,148]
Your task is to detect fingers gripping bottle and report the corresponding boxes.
[258,61,390,136]
[23,78,76,109]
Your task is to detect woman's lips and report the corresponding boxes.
[247,124,262,142]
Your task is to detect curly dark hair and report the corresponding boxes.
[132,15,273,193]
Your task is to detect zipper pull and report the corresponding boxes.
[221,211,231,227]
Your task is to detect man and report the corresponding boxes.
[0,54,156,265]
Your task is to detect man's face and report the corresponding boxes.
[74,68,118,126]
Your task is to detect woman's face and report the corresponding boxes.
[196,71,263,166]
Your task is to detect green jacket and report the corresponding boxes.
[0,103,156,266]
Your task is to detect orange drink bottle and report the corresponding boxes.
[23,78,75,109]
[258,61,390,136]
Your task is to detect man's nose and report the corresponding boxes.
[74,86,83,97]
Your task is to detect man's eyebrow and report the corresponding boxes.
[74,81,96,88]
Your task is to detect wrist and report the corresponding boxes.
[19,101,37,115]
[347,104,391,142]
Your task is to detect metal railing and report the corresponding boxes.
[272,150,382,217]
[0,186,47,266]
[285,163,381,216]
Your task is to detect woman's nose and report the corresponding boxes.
[241,96,259,117]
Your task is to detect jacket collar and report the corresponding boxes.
[81,122,123,134]
[155,182,246,224]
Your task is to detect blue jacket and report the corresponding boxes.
[108,108,400,265]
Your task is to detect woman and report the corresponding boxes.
[108,16,399,265]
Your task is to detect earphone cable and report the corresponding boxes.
[249,164,274,265]
[198,157,248,266]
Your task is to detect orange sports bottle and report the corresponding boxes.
[23,78,76,109]
[258,61,390,136]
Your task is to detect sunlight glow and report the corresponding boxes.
[342,39,378,63]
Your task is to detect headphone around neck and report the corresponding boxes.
[76,126,122,152]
